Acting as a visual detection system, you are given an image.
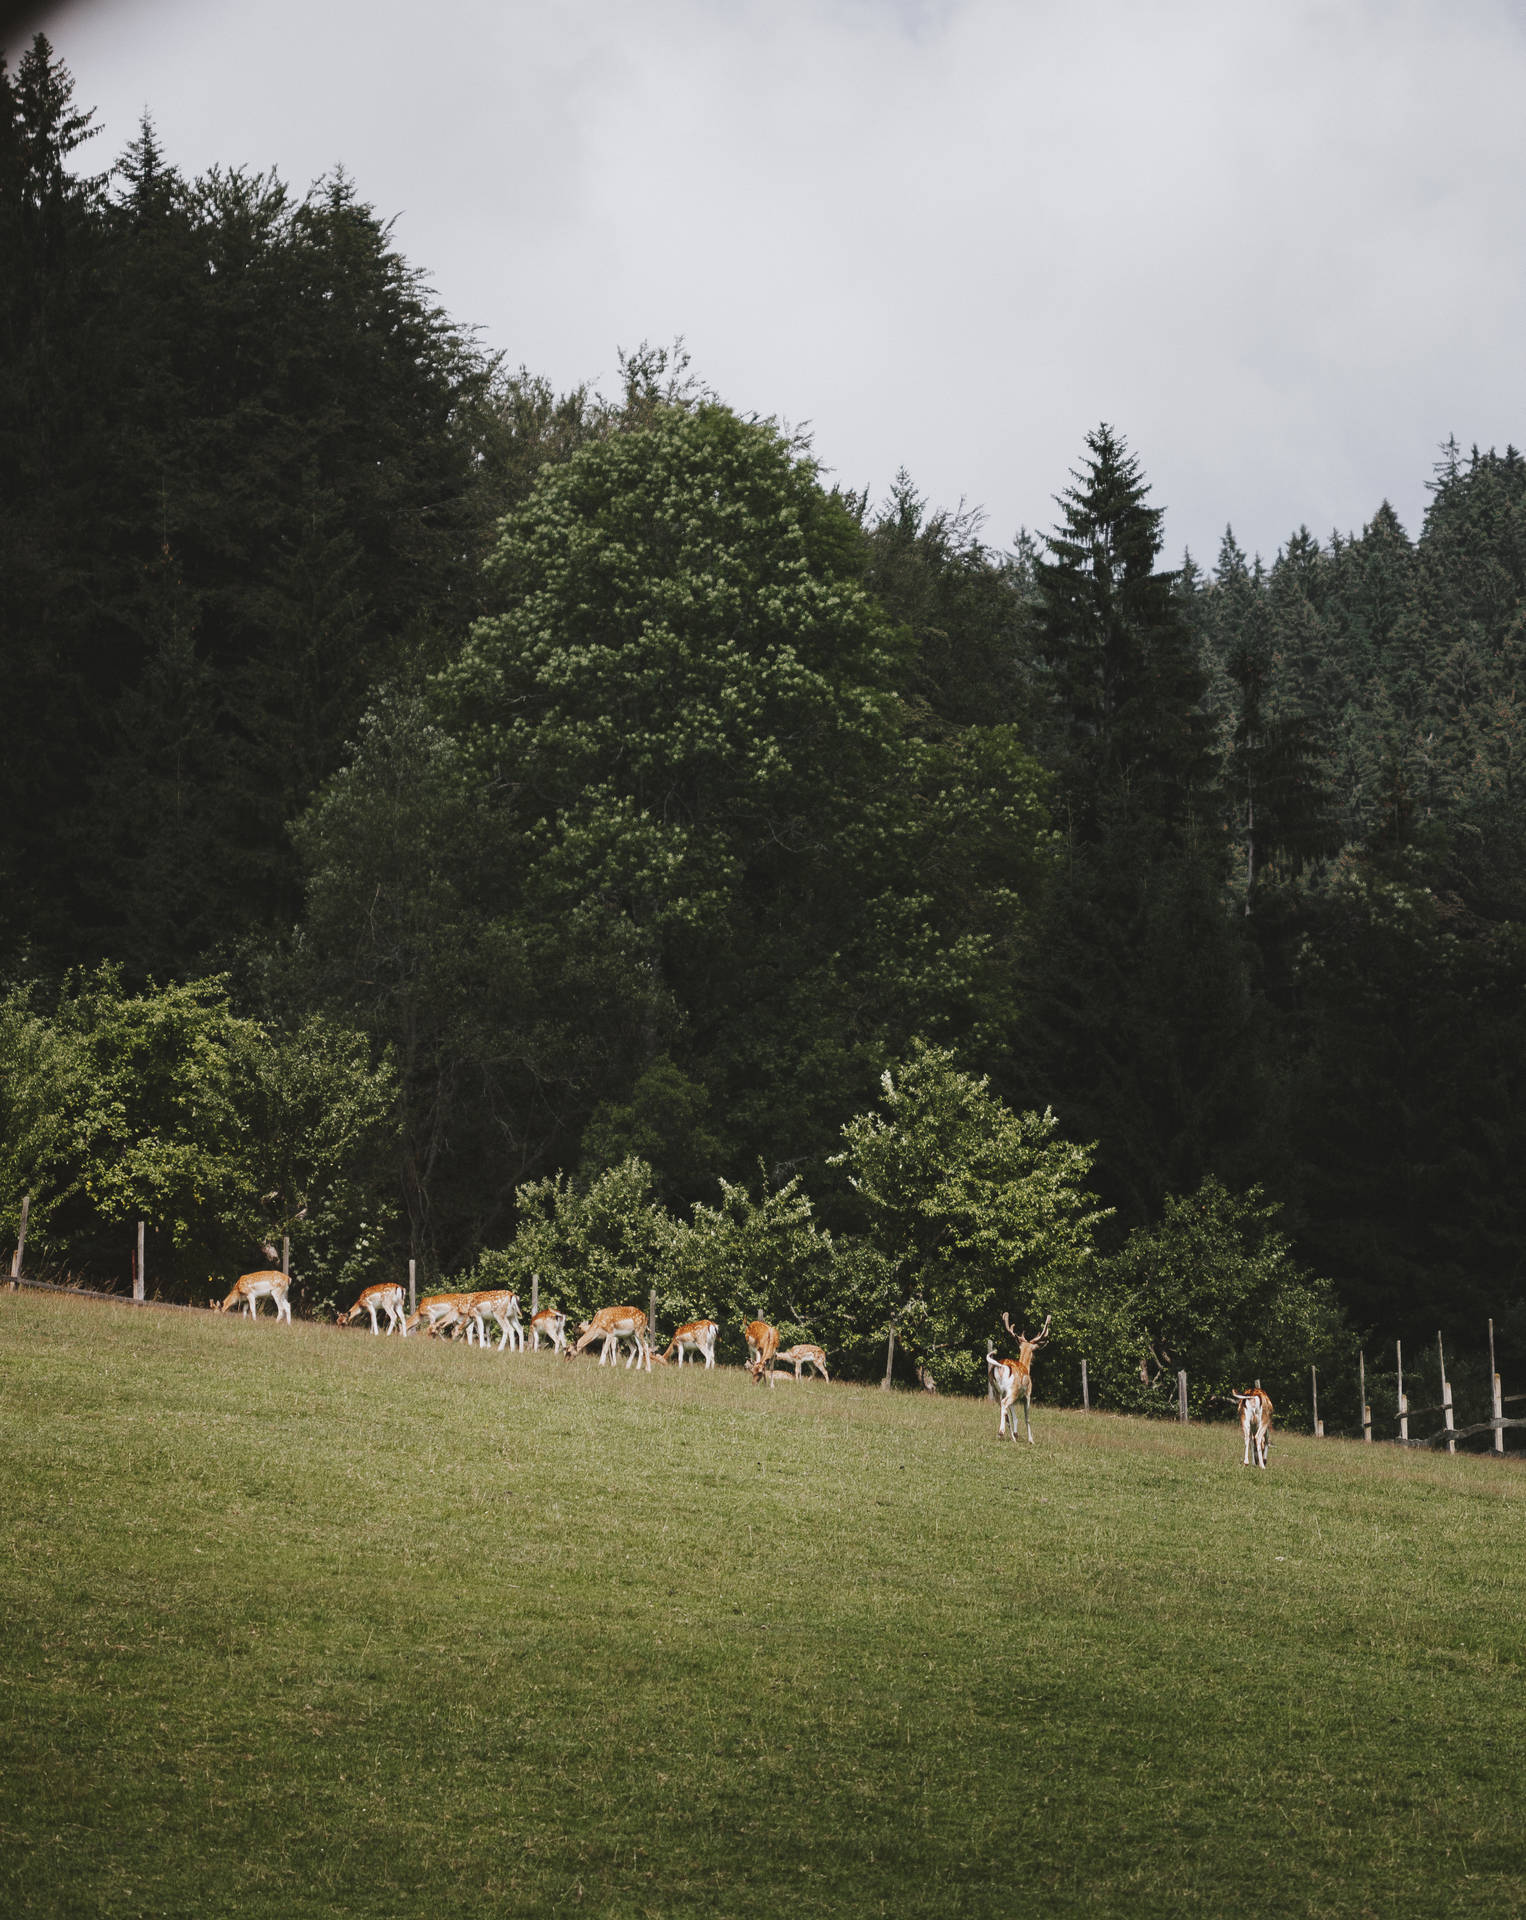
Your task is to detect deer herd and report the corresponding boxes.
[215,1270,1276,1462]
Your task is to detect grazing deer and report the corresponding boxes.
[338,1283,407,1335]
[567,1305,652,1370]
[776,1343,829,1382]
[657,1319,719,1368]
[530,1306,567,1353]
[404,1293,473,1338]
[985,1313,1052,1444]
[219,1270,292,1324]
[743,1319,780,1387]
[461,1289,524,1352]
[1231,1387,1274,1467]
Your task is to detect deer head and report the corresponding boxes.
[1002,1311,1051,1354]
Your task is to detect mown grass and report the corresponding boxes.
[1,1291,1523,1919]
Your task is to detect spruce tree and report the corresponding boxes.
[1029,424,1213,836]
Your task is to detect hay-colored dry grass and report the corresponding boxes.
[1,1290,1523,1918]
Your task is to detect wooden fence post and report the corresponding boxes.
[1311,1365,1323,1437]
[408,1258,417,1317]
[530,1271,539,1319]
[648,1287,657,1356]
[134,1220,145,1303]
[1397,1341,1408,1443]
[9,1193,29,1285]
[1177,1369,1188,1423]
[1359,1349,1371,1443]
[281,1235,290,1277]
[1081,1357,1090,1412]
[1490,1317,1504,1455]
[881,1323,896,1391]
[1437,1331,1454,1453]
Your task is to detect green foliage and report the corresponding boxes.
[1097,1177,1349,1418]
[0,971,395,1306]
[832,1041,1109,1390]
[668,1171,845,1360]
[474,1157,678,1331]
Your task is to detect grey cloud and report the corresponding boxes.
[12,0,1526,562]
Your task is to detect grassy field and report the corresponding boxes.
[1,1291,1523,1919]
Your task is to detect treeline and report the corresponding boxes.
[4,37,1525,1395]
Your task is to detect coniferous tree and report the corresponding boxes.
[1029,424,1214,835]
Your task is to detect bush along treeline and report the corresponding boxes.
[4,38,1525,1415]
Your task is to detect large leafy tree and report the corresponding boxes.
[0,970,395,1306]
[832,1041,1109,1392]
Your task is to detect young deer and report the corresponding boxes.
[985,1313,1051,1443]
[219,1270,292,1324]
[338,1282,407,1335]
[567,1305,651,1370]
[1231,1387,1274,1467]
[743,1319,780,1387]
[461,1289,524,1352]
[657,1319,718,1368]
[404,1292,473,1338]
[530,1307,567,1353]
[775,1343,829,1382]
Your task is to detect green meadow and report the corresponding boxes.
[1,1291,1522,1919]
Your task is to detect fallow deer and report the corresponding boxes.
[404,1293,473,1338]
[1231,1387,1273,1467]
[985,1312,1051,1444]
[776,1343,829,1382]
[338,1282,407,1335]
[567,1305,652,1370]
[657,1319,719,1368]
[461,1289,524,1352]
[219,1270,292,1323]
[530,1306,567,1353]
[743,1319,779,1387]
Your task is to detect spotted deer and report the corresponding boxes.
[985,1312,1051,1444]
[219,1270,292,1324]
[568,1305,652,1370]
[461,1289,524,1352]
[743,1319,780,1387]
[1231,1387,1274,1467]
[530,1306,567,1353]
[776,1343,829,1382]
[338,1282,407,1335]
[404,1292,474,1338]
[657,1319,719,1368]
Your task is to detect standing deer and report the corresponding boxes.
[567,1306,652,1370]
[404,1293,474,1337]
[775,1343,829,1382]
[985,1313,1051,1444]
[461,1289,524,1352]
[530,1306,567,1353]
[338,1282,407,1335]
[657,1319,719,1368]
[1231,1387,1274,1467]
[219,1271,292,1324]
[743,1320,780,1387]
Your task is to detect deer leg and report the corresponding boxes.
[1023,1387,1034,1445]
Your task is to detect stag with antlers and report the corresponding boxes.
[985,1312,1052,1444]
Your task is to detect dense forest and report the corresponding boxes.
[5,38,1525,1414]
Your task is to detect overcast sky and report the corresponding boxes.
[10,0,1526,565]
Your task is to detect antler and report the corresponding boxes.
[1001,1310,1052,1348]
